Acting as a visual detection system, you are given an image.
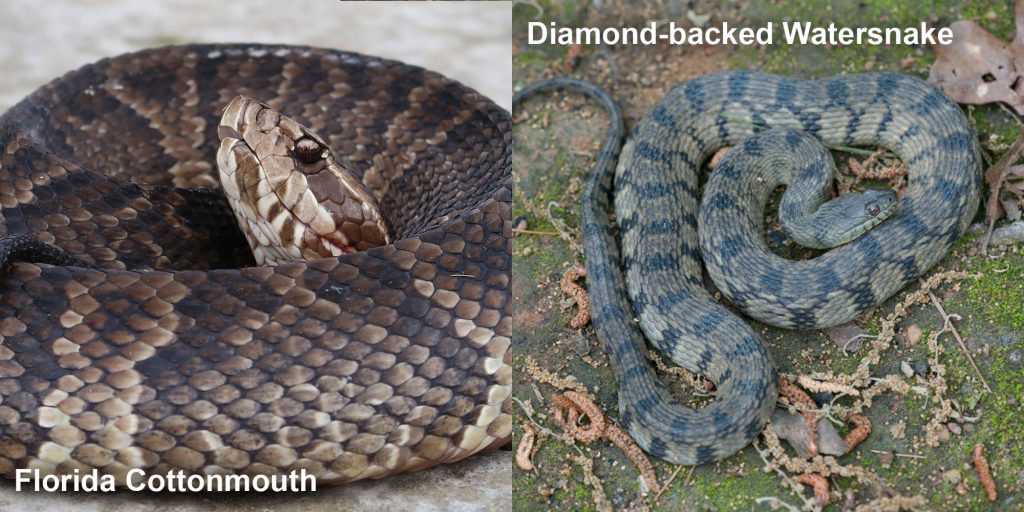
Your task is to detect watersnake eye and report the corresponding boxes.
[294,137,323,164]
[867,204,881,216]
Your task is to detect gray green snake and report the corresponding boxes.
[514,72,980,464]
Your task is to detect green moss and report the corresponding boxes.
[960,255,1024,330]
[665,453,789,510]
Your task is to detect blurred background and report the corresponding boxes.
[0,1,510,511]
[0,0,510,112]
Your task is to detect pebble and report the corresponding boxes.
[900,361,914,379]
[936,424,951,443]
[942,468,962,485]
[572,334,590,356]
[1009,349,1023,369]
[905,324,923,346]
[913,360,929,377]
[878,451,894,468]
[947,422,961,435]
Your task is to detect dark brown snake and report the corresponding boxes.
[0,44,511,484]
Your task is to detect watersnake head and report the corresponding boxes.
[812,187,898,247]
[215,95,390,265]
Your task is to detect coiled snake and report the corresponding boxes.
[514,73,980,464]
[0,44,511,484]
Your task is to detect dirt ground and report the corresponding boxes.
[512,1,1024,510]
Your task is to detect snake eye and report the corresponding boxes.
[867,204,881,216]
[294,138,323,164]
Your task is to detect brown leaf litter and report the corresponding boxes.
[929,0,1024,234]
[928,0,1024,114]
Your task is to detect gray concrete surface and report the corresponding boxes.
[0,1,511,510]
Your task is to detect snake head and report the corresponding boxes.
[809,188,898,248]
[216,95,390,265]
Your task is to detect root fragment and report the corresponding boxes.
[560,264,590,328]
[516,422,538,471]
[973,443,997,501]
[551,391,604,442]
[778,377,821,457]
[796,473,831,507]
[841,413,872,454]
[604,422,660,495]
[550,391,660,493]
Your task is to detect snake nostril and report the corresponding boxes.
[294,137,323,164]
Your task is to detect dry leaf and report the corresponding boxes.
[824,322,868,352]
[929,0,1024,113]
[771,408,847,458]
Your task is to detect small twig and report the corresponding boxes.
[981,217,998,256]
[842,333,878,354]
[921,280,992,392]
[869,449,925,460]
[512,228,560,236]
[683,465,696,486]
[653,465,684,502]
[753,496,802,512]
[827,144,880,157]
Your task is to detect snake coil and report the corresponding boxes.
[515,72,980,464]
[0,44,511,484]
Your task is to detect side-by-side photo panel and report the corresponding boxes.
[512,1,1017,510]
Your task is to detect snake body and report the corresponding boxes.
[0,44,511,484]
[515,72,980,464]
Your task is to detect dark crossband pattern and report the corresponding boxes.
[0,44,511,484]
[516,73,980,465]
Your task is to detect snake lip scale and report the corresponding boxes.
[0,44,511,485]
[515,72,980,465]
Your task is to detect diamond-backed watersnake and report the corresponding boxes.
[514,72,980,464]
